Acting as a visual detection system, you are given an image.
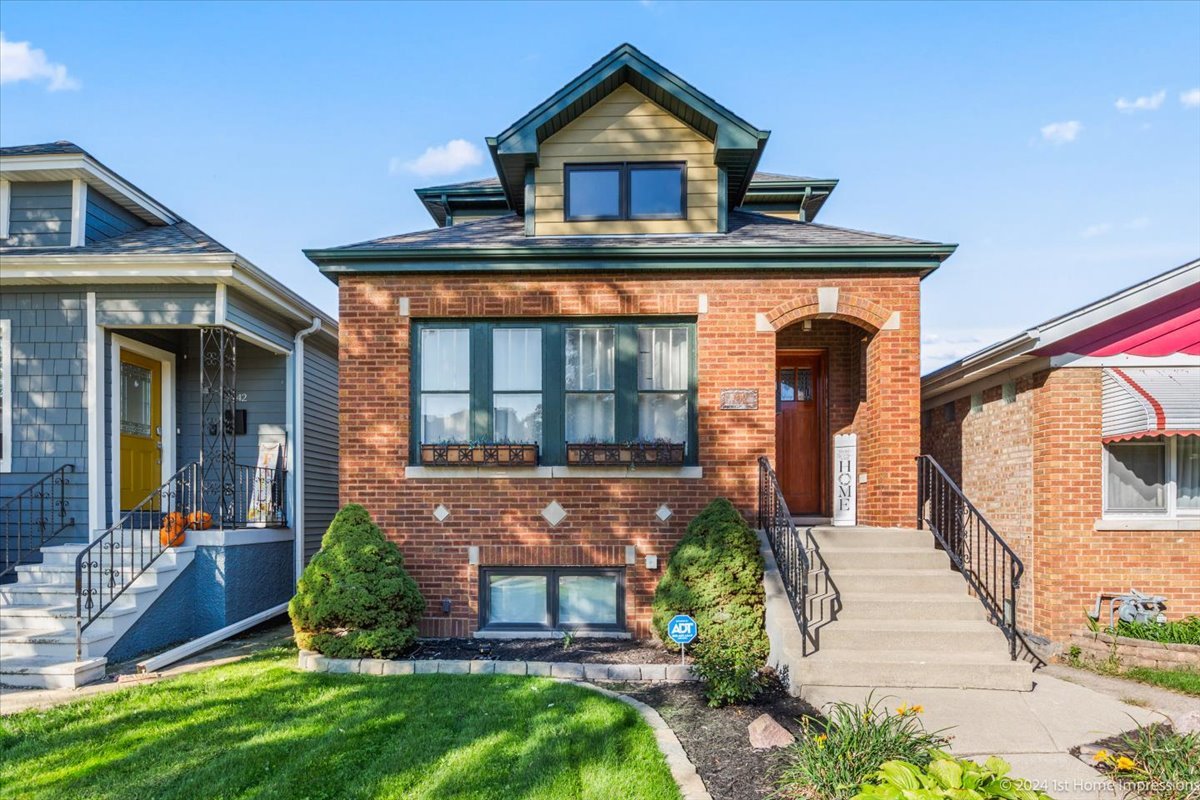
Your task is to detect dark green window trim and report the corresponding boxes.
[410,317,698,466]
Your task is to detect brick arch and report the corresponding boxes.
[767,290,892,333]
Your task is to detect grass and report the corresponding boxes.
[1093,723,1200,800]
[0,648,680,800]
[1122,665,1200,697]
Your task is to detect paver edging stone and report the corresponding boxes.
[296,651,698,682]
[294,651,708,800]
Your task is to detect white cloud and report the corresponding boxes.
[1081,223,1111,239]
[1182,88,1200,109]
[1115,89,1165,113]
[390,139,483,177]
[921,328,1019,374]
[1040,120,1082,144]
[0,32,79,91]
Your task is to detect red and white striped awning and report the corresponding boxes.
[1102,367,1200,442]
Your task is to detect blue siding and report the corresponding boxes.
[226,289,296,351]
[96,286,216,326]
[5,182,72,248]
[303,336,339,561]
[104,539,294,662]
[0,288,89,545]
[85,191,146,244]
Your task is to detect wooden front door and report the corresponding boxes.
[775,352,827,515]
[119,349,163,510]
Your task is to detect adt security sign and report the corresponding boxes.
[667,614,698,645]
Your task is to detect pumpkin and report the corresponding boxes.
[159,512,186,548]
[186,510,213,530]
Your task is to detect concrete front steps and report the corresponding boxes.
[785,526,1033,694]
[0,540,196,688]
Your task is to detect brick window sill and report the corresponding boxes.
[1094,518,1200,532]
[404,465,703,480]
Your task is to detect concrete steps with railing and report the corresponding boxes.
[765,525,1034,694]
[0,539,196,688]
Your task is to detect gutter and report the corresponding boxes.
[291,317,322,587]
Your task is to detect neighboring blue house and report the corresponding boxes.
[0,142,339,687]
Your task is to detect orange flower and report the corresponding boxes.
[1115,756,1137,772]
[1093,750,1109,763]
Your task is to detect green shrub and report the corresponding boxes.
[289,504,425,658]
[853,754,1052,800]
[1113,616,1200,646]
[651,498,768,706]
[775,695,950,800]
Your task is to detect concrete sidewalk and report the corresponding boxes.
[804,671,1198,800]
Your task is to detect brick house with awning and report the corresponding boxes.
[308,44,959,643]
[922,259,1200,649]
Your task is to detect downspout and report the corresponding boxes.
[291,318,322,585]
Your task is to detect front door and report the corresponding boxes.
[119,349,163,510]
[776,352,826,515]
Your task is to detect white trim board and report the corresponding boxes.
[0,319,11,473]
[86,294,104,532]
[109,333,177,531]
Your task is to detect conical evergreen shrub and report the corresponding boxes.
[289,504,425,658]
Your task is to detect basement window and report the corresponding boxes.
[479,567,624,632]
[564,163,685,221]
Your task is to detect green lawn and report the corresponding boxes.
[1122,665,1200,697]
[0,649,681,800]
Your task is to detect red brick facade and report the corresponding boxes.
[923,367,1200,646]
[339,271,923,637]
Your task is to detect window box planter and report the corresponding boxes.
[420,443,539,467]
[565,442,686,466]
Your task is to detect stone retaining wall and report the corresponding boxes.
[1069,631,1200,671]
[298,650,699,682]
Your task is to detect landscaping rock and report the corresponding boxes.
[551,662,585,680]
[583,664,611,681]
[359,658,387,675]
[665,664,696,682]
[747,713,795,749]
[439,660,470,675]
[414,660,439,674]
[607,664,643,681]
[380,660,414,676]
[493,661,527,676]
[326,658,360,674]
[526,661,553,677]
[469,660,495,675]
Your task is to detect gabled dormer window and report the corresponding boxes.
[564,162,685,221]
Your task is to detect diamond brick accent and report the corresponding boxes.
[541,500,567,527]
[433,504,450,522]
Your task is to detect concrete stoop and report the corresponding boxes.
[0,541,195,689]
[761,526,1034,695]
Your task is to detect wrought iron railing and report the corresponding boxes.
[916,454,1024,660]
[757,456,812,656]
[75,461,287,657]
[232,462,287,528]
[0,464,76,580]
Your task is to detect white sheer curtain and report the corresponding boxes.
[566,328,616,442]
[493,329,542,445]
[1177,436,1200,510]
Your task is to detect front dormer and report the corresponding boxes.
[0,142,173,249]
[486,44,770,237]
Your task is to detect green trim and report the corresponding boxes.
[717,168,728,233]
[307,244,956,263]
[410,317,699,467]
[524,169,535,236]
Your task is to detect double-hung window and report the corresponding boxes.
[493,328,543,446]
[411,319,697,465]
[1104,436,1200,519]
[564,162,686,221]
[418,328,471,444]
[565,327,616,443]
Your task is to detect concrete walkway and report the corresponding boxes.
[804,670,1198,800]
[0,620,293,716]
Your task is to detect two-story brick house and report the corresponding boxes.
[307,44,961,647]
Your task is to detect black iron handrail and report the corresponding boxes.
[757,456,811,656]
[1,464,76,580]
[75,462,202,658]
[74,461,287,657]
[916,454,1024,660]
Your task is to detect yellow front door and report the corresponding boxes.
[119,350,162,510]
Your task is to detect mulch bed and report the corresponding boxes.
[614,681,822,800]
[404,637,693,664]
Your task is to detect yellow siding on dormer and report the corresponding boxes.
[533,84,718,235]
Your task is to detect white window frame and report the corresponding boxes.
[0,319,12,473]
[1102,436,1199,520]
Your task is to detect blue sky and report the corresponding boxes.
[2,1,1198,371]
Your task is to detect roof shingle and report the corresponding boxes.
[0,221,232,257]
